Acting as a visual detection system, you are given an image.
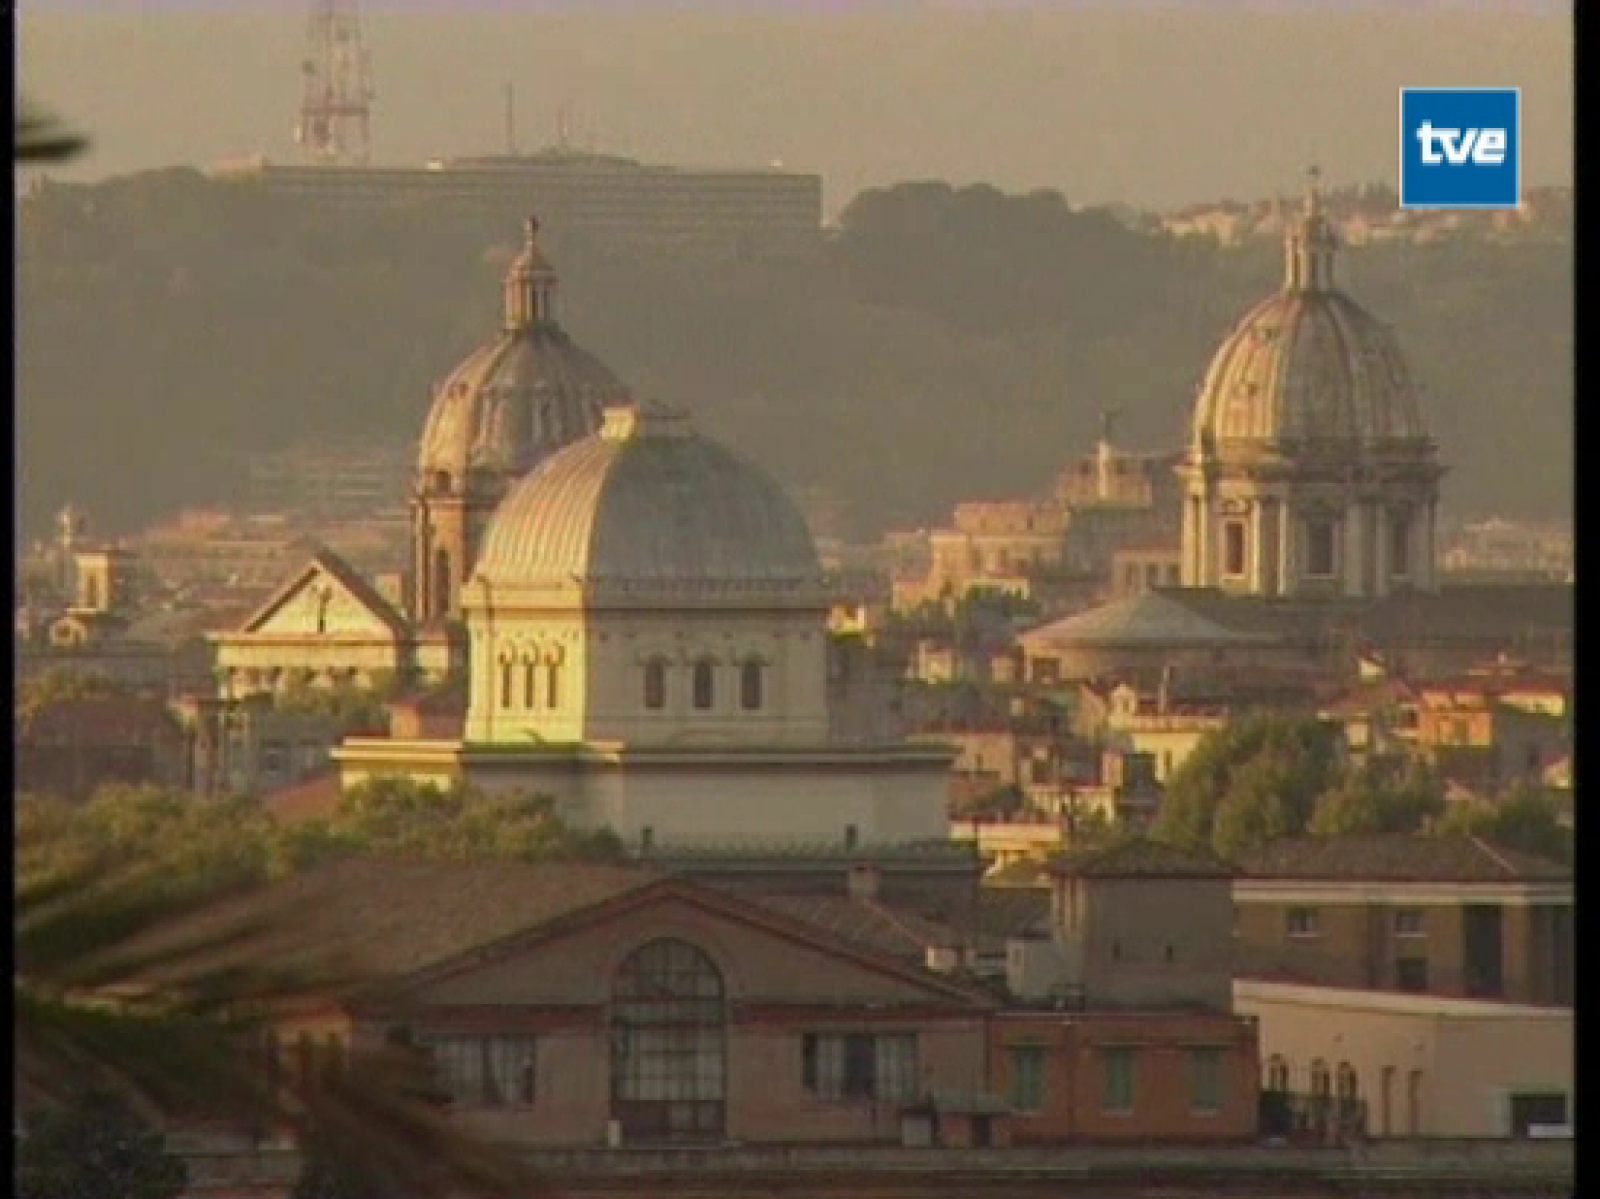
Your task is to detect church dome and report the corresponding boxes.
[417,217,628,485]
[472,402,823,595]
[1189,175,1428,449]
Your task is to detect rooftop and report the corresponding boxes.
[1239,834,1570,884]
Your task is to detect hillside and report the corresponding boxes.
[16,170,1572,542]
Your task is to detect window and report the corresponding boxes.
[1190,1047,1224,1115]
[692,660,715,711]
[1393,909,1425,938]
[740,660,763,711]
[1306,520,1336,578]
[1009,1046,1047,1113]
[420,1034,537,1107]
[1394,956,1428,992]
[1336,1063,1359,1103]
[1311,1060,1331,1100]
[1145,563,1161,587]
[546,662,561,709]
[1222,521,1247,577]
[1286,908,1320,938]
[644,658,667,710]
[1390,513,1411,577]
[611,939,726,1141]
[1101,1047,1135,1114]
[500,661,514,709]
[434,548,451,616]
[803,1033,918,1102]
[1266,1056,1289,1094]
[524,661,537,709]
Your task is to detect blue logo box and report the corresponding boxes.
[1399,88,1521,210]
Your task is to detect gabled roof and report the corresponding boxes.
[125,858,997,1008]
[1239,834,1570,883]
[1020,591,1276,650]
[1050,837,1236,880]
[233,548,410,638]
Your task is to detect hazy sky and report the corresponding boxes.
[20,1,1572,215]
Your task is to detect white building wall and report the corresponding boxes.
[1236,981,1573,1138]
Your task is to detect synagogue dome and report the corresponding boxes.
[472,402,823,596]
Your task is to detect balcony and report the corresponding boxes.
[1260,1089,1367,1144]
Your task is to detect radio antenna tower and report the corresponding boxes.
[295,0,375,165]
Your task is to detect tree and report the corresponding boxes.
[1156,714,1339,858]
[1309,762,1446,837]
[17,1086,187,1199]
[1436,783,1572,865]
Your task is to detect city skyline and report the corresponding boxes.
[20,2,1573,216]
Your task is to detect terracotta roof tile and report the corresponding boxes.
[1050,837,1235,879]
[1239,834,1570,883]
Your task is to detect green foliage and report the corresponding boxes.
[1309,762,1446,838]
[295,776,626,865]
[276,682,392,737]
[17,778,624,905]
[17,1086,188,1199]
[1436,783,1572,866]
[1156,714,1339,858]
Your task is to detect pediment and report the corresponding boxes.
[241,555,403,640]
[391,885,992,1012]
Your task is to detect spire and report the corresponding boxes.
[1283,164,1337,292]
[503,213,558,331]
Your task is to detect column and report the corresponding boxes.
[1180,495,1196,585]
[1373,504,1390,598]
[1425,500,1439,590]
[1343,509,1363,597]
[1249,500,1267,594]
[1277,500,1293,596]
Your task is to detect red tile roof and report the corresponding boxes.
[1240,834,1570,883]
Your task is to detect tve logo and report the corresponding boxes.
[1400,88,1520,209]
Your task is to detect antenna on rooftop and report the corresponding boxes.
[295,0,375,165]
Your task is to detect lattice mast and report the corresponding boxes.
[295,0,374,165]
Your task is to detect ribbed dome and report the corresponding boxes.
[473,402,822,592]
[1190,176,1428,449]
[417,217,628,482]
[1191,290,1426,445]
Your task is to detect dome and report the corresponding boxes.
[417,217,628,484]
[1190,175,1429,449]
[472,402,823,593]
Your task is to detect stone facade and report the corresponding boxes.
[1179,172,1442,600]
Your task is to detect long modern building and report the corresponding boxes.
[209,147,823,262]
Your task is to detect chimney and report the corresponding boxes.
[847,862,881,902]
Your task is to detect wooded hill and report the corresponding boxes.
[18,170,1572,541]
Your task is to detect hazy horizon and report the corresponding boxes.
[20,1,1572,216]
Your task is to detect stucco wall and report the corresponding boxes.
[1235,981,1573,1138]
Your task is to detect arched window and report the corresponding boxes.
[610,939,725,1141]
[1336,1062,1358,1101]
[524,660,537,708]
[692,659,715,711]
[740,660,763,711]
[1311,1059,1331,1098]
[1390,511,1412,578]
[1266,1056,1289,1093]
[434,548,452,616]
[1306,521,1337,578]
[500,660,514,709]
[644,658,667,710]
[546,661,561,709]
